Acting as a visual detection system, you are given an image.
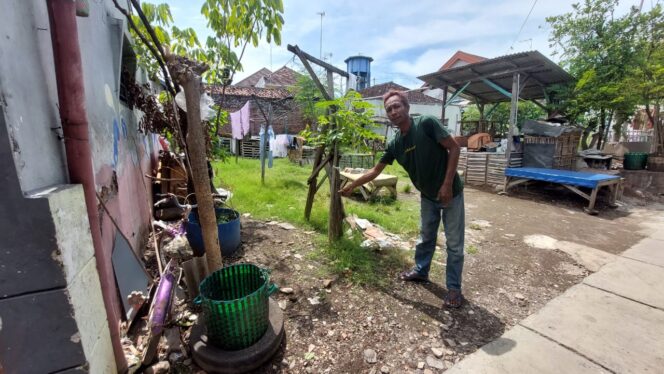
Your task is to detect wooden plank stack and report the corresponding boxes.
[240,138,267,159]
[339,153,374,170]
[458,151,523,186]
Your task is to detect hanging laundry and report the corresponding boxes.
[230,101,251,140]
[271,134,290,158]
[267,125,275,168]
[259,125,266,166]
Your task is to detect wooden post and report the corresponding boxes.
[328,142,343,241]
[167,55,223,272]
[327,70,334,98]
[441,86,448,126]
[304,147,325,220]
[505,73,520,164]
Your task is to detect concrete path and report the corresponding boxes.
[448,230,664,373]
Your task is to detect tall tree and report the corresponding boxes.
[547,0,641,149]
[114,1,284,270]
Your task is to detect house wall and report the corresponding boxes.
[0,0,157,371]
[212,93,306,136]
[366,99,463,137]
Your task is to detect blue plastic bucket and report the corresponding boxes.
[186,207,241,257]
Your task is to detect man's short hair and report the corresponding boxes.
[383,90,410,109]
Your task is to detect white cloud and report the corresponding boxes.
[161,0,645,87]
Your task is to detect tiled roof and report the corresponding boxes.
[438,50,487,71]
[206,85,291,99]
[358,82,409,98]
[358,82,442,105]
[234,67,271,87]
[263,66,301,88]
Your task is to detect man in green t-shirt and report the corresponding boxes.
[340,90,465,308]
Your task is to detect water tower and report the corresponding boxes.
[345,55,373,91]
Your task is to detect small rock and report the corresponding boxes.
[424,369,435,374]
[417,361,425,369]
[279,222,296,230]
[308,344,315,352]
[364,349,378,364]
[444,338,457,347]
[308,296,321,305]
[267,221,279,225]
[431,347,444,358]
[426,355,445,370]
[294,254,303,260]
[380,366,390,373]
[445,349,454,356]
[294,264,302,271]
[242,213,251,218]
[323,279,333,288]
[280,287,294,294]
[278,300,288,310]
[144,361,170,374]
[514,293,526,300]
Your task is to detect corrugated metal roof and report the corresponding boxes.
[418,51,574,103]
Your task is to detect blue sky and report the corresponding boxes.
[163,0,641,88]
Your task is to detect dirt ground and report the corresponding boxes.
[140,184,662,374]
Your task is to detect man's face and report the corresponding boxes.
[385,96,408,126]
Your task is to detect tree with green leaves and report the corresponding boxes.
[289,74,324,130]
[547,0,664,149]
[626,4,664,154]
[113,0,284,270]
[546,0,647,150]
[300,91,383,241]
[462,101,546,134]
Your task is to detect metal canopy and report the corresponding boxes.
[418,51,574,104]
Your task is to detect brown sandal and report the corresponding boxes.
[443,290,463,308]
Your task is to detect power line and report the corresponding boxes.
[508,0,538,52]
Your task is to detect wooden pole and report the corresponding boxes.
[506,73,520,164]
[167,56,223,272]
[328,141,343,241]
[327,70,334,98]
[441,86,448,126]
[304,147,325,220]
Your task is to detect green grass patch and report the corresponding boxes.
[310,236,409,287]
[213,158,417,286]
[213,158,420,237]
[466,244,478,255]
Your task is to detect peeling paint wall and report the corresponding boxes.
[0,0,158,371]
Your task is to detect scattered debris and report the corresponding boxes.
[280,287,294,294]
[279,222,296,230]
[363,349,378,364]
[426,355,445,370]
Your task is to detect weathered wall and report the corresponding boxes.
[0,0,68,192]
[366,98,463,139]
[0,0,158,370]
[212,93,306,136]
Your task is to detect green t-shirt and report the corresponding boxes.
[379,115,463,201]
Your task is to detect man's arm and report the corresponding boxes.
[339,163,387,196]
[437,136,461,205]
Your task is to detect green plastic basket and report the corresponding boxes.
[624,152,649,170]
[196,263,278,350]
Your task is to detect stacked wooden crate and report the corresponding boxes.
[459,152,523,186]
[466,152,489,184]
[339,153,374,169]
[524,131,580,170]
[240,138,266,158]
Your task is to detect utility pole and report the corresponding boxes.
[316,11,325,59]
